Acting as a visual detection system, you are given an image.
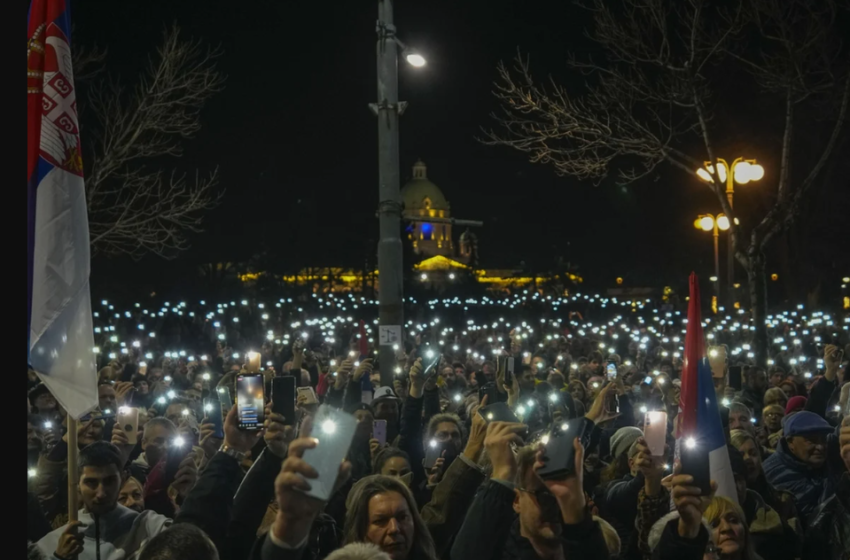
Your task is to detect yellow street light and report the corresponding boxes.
[695,214,730,304]
[695,157,764,304]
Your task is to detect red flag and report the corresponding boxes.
[677,272,705,437]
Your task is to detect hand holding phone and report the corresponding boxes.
[300,406,358,501]
[606,361,618,379]
[116,407,140,445]
[203,398,225,439]
[372,419,388,446]
[272,377,297,426]
[679,437,712,496]
[536,418,587,480]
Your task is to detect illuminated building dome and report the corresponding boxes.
[402,160,453,258]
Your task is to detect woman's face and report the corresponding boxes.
[118,478,144,512]
[135,380,149,395]
[711,511,746,556]
[365,491,415,560]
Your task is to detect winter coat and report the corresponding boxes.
[803,472,850,560]
[762,435,840,519]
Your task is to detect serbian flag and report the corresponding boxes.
[676,273,737,503]
[27,0,98,419]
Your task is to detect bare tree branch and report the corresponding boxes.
[483,0,849,367]
[83,24,225,259]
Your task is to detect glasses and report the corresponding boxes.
[764,412,784,419]
[517,486,560,513]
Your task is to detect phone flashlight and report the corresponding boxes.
[549,392,559,402]
[425,349,435,359]
[172,436,185,448]
[428,439,438,448]
[639,405,648,414]
[164,376,172,382]
[43,421,52,430]
[139,361,147,368]
[103,409,112,415]
[202,373,211,381]
[685,437,696,449]
[167,391,176,399]
[517,405,526,415]
[321,420,337,434]
[204,403,213,413]
[157,397,167,405]
[330,360,337,367]
[181,409,190,417]
[28,468,37,479]
[453,394,462,402]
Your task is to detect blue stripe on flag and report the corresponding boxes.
[696,358,726,451]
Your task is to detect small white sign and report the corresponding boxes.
[379,325,402,346]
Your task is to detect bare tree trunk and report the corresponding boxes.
[747,250,769,368]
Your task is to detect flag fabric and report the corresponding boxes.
[676,272,738,504]
[27,0,98,419]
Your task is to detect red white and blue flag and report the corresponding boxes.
[676,272,737,503]
[27,0,98,419]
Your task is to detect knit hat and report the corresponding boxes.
[610,426,643,459]
[785,395,807,415]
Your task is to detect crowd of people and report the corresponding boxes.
[26,291,850,560]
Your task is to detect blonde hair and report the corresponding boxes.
[704,497,762,560]
[763,387,787,408]
[593,516,621,556]
[729,428,756,450]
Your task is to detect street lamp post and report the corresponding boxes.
[372,0,425,388]
[696,158,764,307]
[695,214,731,304]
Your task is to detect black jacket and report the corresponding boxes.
[450,479,610,560]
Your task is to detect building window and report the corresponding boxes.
[421,222,433,241]
[440,210,445,218]
[428,209,436,218]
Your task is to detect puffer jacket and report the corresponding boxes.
[803,472,850,560]
[762,436,839,519]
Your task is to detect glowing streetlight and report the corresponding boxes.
[695,214,730,303]
[405,52,426,67]
[695,157,763,303]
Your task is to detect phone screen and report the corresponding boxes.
[237,374,265,430]
[164,437,188,484]
[217,386,234,411]
[372,419,388,446]
[424,439,445,469]
[728,366,742,391]
[606,361,618,378]
[272,376,297,425]
[300,406,358,501]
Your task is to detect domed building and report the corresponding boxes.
[402,160,454,259]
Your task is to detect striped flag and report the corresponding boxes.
[27,0,98,419]
[676,273,737,503]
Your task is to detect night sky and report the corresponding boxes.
[73,0,848,299]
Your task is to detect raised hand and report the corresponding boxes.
[170,454,199,498]
[533,437,587,524]
[671,462,716,538]
[54,520,85,560]
[264,407,295,459]
[484,420,527,482]
[463,394,488,462]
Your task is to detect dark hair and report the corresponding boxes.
[373,447,412,474]
[139,523,218,560]
[78,441,123,472]
[131,374,149,386]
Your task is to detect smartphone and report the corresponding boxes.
[114,407,138,445]
[478,401,521,424]
[217,386,234,411]
[164,437,189,484]
[728,366,742,391]
[297,386,319,405]
[300,406,358,501]
[272,376,297,425]
[423,353,442,382]
[644,410,667,456]
[537,418,587,480]
[236,373,265,431]
[548,392,570,419]
[606,361,618,379]
[203,397,225,439]
[680,438,712,495]
[478,382,499,406]
[424,439,445,469]
[372,419,388,446]
[499,356,515,386]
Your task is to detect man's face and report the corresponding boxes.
[118,478,144,513]
[381,456,412,478]
[432,421,462,455]
[513,470,562,543]
[769,372,783,388]
[98,385,117,413]
[519,370,536,393]
[27,422,43,452]
[135,380,149,395]
[142,424,175,467]
[166,403,189,425]
[729,411,753,432]
[79,464,121,515]
[365,491,415,560]
[749,370,767,392]
[780,383,796,399]
[35,392,57,413]
[374,400,399,425]
[787,434,828,468]
[454,366,466,379]
[738,439,762,484]
[482,363,495,380]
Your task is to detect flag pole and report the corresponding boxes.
[67,414,79,523]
